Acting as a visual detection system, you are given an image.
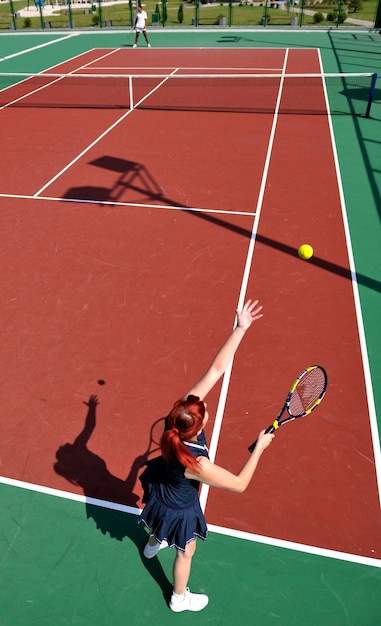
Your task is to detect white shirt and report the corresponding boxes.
[135,10,147,29]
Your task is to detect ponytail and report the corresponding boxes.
[161,395,205,472]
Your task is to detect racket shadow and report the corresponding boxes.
[54,398,171,603]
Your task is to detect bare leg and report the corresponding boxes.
[143,31,150,46]
[143,532,168,558]
[170,540,208,612]
[172,540,196,595]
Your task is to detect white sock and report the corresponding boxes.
[172,591,185,601]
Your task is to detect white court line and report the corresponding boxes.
[0,475,140,516]
[1,474,380,569]
[317,49,381,508]
[0,33,80,63]
[94,66,286,72]
[208,523,381,569]
[1,46,112,76]
[2,47,379,571]
[199,48,290,510]
[0,48,121,112]
[33,68,180,198]
[0,193,256,217]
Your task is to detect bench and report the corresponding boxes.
[44,20,70,28]
[0,22,15,29]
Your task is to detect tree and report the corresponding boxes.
[178,3,184,22]
[347,0,363,12]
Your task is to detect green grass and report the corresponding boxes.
[308,0,378,21]
[0,0,377,29]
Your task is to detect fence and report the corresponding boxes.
[0,0,378,31]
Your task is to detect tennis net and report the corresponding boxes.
[0,72,377,116]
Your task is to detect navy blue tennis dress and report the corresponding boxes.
[139,431,209,551]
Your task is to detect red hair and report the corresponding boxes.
[161,395,205,472]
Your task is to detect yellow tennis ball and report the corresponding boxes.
[298,244,314,260]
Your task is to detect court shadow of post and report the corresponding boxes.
[61,154,381,294]
[54,396,172,604]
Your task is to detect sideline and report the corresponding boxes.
[0,32,79,62]
[1,472,380,569]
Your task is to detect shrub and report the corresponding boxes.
[326,10,336,20]
[313,11,324,22]
[23,17,32,27]
[338,9,347,22]
[178,4,184,22]
[155,3,161,19]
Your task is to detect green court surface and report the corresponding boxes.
[1,484,381,626]
[0,29,380,625]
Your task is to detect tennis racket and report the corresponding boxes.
[248,365,328,453]
[128,29,136,46]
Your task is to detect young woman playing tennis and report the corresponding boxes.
[139,299,274,612]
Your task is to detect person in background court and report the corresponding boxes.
[133,4,151,48]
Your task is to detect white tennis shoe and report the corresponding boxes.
[169,588,209,612]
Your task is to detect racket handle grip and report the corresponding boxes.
[248,424,275,453]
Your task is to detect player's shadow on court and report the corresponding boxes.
[54,396,172,603]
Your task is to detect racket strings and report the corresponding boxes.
[289,369,326,415]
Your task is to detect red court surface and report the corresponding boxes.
[1,47,380,566]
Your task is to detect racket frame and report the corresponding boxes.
[248,365,328,452]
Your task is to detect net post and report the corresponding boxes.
[129,75,133,110]
[365,73,377,118]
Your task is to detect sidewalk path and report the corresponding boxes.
[293,6,374,28]
[17,0,122,18]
